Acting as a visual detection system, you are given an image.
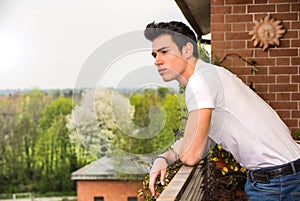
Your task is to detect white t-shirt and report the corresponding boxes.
[185,60,300,170]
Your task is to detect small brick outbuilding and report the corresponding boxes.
[71,158,143,201]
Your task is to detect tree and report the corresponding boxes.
[0,89,49,192]
[37,96,74,192]
[0,96,19,192]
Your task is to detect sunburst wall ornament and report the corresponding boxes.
[249,15,286,51]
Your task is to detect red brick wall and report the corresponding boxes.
[77,180,143,201]
[211,0,300,134]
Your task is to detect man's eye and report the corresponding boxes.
[151,53,157,58]
[161,50,167,54]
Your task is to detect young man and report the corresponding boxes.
[144,21,300,200]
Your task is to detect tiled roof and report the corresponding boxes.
[71,157,118,180]
[71,156,151,180]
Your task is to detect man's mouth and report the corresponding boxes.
[158,68,167,75]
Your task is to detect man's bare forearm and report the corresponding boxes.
[158,138,183,165]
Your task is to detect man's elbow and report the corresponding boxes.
[180,155,200,167]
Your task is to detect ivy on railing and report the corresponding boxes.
[202,157,247,201]
[138,161,183,200]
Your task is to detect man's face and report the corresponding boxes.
[151,34,187,82]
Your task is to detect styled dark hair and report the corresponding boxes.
[144,21,198,58]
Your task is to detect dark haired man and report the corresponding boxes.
[144,21,300,200]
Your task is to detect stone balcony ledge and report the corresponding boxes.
[157,161,205,201]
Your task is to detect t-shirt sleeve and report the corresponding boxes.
[185,73,216,112]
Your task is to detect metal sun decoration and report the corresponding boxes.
[249,15,286,51]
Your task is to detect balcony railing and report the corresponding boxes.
[157,157,247,201]
[157,141,300,201]
[157,161,205,201]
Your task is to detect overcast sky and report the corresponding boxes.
[0,0,202,90]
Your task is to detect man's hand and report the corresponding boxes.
[149,157,168,198]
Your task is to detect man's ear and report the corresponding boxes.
[182,42,194,59]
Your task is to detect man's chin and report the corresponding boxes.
[162,77,173,82]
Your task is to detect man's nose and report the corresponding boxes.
[154,54,163,66]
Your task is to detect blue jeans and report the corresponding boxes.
[244,167,300,201]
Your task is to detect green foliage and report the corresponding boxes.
[0,89,88,193]
[210,145,246,175]
[293,125,300,140]
[138,161,183,200]
[128,87,184,154]
[37,97,75,192]
[198,41,210,63]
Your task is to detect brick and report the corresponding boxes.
[247,40,255,49]
[269,67,298,75]
[277,4,291,12]
[269,0,298,3]
[269,101,298,109]
[212,50,225,59]
[225,0,253,4]
[211,0,225,6]
[212,32,225,41]
[292,93,300,100]
[226,32,250,40]
[277,110,291,119]
[292,111,300,118]
[291,21,300,29]
[291,39,300,47]
[276,75,290,83]
[255,66,268,74]
[269,84,298,92]
[291,3,300,11]
[232,23,246,31]
[272,13,298,21]
[253,13,267,21]
[77,180,142,201]
[276,93,291,101]
[211,5,232,13]
[232,5,246,13]
[220,58,233,67]
[248,5,275,13]
[255,0,267,3]
[279,39,291,48]
[235,57,252,66]
[254,58,276,66]
[285,30,298,38]
[232,41,246,49]
[211,23,231,32]
[248,75,276,83]
[254,84,268,93]
[292,75,300,83]
[213,41,232,49]
[283,119,299,128]
[254,14,269,21]
[291,58,300,65]
[276,57,290,66]
[254,49,269,57]
[257,92,276,101]
[281,21,290,30]
[247,22,256,32]
[224,49,253,57]
[226,14,252,23]
[269,48,298,57]
[211,15,225,23]
[226,67,253,75]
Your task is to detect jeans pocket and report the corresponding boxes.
[251,182,281,194]
[245,180,280,201]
